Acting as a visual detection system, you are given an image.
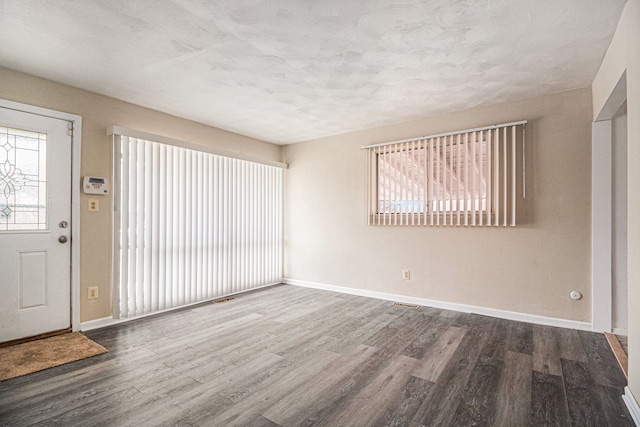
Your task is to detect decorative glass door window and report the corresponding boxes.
[0,126,47,231]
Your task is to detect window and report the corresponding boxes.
[112,130,285,319]
[0,126,47,230]
[365,121,526,227]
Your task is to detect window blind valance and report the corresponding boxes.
[107,126,288,169]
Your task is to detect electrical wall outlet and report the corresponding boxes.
[88,199,99,212]
[402,269,411,280]
[88,286,99,300]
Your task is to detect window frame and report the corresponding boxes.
[365,122,526,227]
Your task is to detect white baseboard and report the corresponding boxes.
[81,316,130,331]
[80,282,281,332]
[283,278,593,331]
[623,387,640,426]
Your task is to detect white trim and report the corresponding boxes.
[81,282,281,331]
[284,278,593,331]
[107,125,287,169]
[623,387,640,426]
[112,135,120,319]
[592,120,613,333]
[361,120,527,149]
[0,99,82,334]
[80,316,130,332]
[71,115,82,334]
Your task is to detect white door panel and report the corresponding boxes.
[0,107,71,342]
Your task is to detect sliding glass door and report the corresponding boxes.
[113,134,283,319]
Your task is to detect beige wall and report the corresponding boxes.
[592,0,640,404]
[0,67,280,322]
[283,88,592,322]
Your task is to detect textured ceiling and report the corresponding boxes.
[0,0,626,144]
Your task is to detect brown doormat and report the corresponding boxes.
[0,332,108,381]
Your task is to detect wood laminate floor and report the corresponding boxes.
[0,284,633,426]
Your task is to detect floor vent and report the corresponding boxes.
[213,297,236,304]
[392,302,419,310]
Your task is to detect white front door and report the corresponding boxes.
[0,107,72,343]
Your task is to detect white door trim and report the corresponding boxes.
[0,98,82,333]
[592,72,627,333]
[592,120,612,333]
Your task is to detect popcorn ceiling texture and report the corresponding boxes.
[0,0,625,144]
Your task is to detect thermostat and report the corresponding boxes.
[83,176,110,195]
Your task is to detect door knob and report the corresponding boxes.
[58,236,68,243]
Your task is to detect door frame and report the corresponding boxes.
[592,72,627,333]
[0,98,82,333]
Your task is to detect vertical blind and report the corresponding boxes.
[364,121,526,227]
[113,134,284,319]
